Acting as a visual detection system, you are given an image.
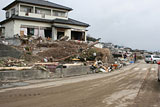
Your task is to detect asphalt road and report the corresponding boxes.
[0,61,160,107]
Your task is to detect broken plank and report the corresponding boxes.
[0,67,33,71]
[35,62,59,65]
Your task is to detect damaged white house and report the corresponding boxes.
[0,0,89,41]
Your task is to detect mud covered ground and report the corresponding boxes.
[0,61,160,107]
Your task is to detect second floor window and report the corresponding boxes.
[35,8,51,15]
[11,8,15,16]
[20,5,33,13]
[53,10,66,17]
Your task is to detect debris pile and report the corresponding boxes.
[0,57,27,67]
[0,37,116,79]
[36,41,88,60]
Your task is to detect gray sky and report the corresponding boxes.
[0,0,160,51]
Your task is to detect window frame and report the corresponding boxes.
[27,28,34,36]
[6,12,10,18]
[53,10,66,17]
[11,8,16,16]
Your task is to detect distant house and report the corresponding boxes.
[0,0,89,41]
[94,43,103,48]
[124,47,132,52]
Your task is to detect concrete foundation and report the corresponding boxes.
[0,66,91,81]
[0,70,50,81]
[55,66,91,78]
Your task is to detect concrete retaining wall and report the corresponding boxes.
[55,66,91,77]
[5,38,22,46]
[0,70,50,81]
[0,66,91,81]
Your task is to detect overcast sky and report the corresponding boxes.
[0,0,160,51]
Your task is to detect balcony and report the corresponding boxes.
[19,5,68,20]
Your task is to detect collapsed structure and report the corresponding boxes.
[0,0,89,41]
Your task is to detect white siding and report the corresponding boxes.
[6,4,19,18]
[52,27,57,40]
[94,43,104,48]
[14,20,52,36]
[2,21,14,38]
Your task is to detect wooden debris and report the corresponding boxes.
[0,67,33,71]
[35,62,59,65]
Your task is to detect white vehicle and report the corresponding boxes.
[145,55,160,64]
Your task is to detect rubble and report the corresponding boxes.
[0,67,33,71]
[36,41,88,61]
[0,36,133,83]
[0,57,27,67]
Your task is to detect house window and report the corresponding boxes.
[27,28,34,35]
[6,12,9,18]
[0,27,5,37]
[53,10,66,17]
[2,28,5,35]
[20,5,33,13]
[35,8,51,15]
[11,8,15,16]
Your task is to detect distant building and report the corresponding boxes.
[94,43,104,48]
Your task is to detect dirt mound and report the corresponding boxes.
[37,41,87,48]
[36,41,112,63]
[95,48,111,62]
[37,41,88,60]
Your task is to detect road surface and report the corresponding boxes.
[0,61,160,107]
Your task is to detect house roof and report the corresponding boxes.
[52,25,72,29]
[53,18,90,27]
[3,0,73,11]
[0,15,90,27]
[0,15,52,24]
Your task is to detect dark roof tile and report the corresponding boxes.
[0,15,90,27]
[53,18,90,27]
[3,0,72,11]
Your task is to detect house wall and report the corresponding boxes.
[94,43,104,48]
[52,27,57,40]
[5,2,69,20]
[0,29,2,37]
[65,29,71,39]
[1,21,14,38]
[6,4,19,18]
[14,20,52,37]
[2,20,87,41]
[7,4,19,17]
